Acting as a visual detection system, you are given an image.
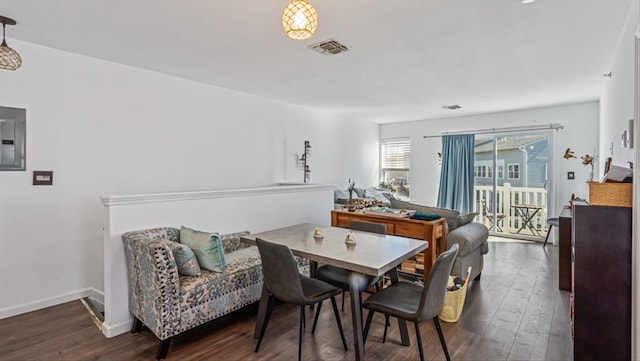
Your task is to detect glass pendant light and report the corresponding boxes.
[282,0,318,40]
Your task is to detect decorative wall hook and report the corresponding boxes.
[299,140,311,183]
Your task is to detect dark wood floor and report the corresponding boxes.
[0,241,572,360]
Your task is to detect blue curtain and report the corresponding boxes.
[437,134,475,213]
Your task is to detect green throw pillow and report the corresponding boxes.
[159,239,201,276]
[180,226,226,272]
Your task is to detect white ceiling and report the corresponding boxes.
[0,0,633,123]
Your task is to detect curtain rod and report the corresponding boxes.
[422,123,564,139]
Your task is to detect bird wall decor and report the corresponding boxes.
[581,154,594,166]
[563,148,576,159]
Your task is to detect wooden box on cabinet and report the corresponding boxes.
[588,181,632,207]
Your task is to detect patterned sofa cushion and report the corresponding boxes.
[178,246,263,329]
[125,227,180,242]
[159,239,201,276]
[221,231,251,254]
[224,246,261,273]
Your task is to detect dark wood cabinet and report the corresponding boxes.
[558,206,572,291]
[572,203,632,360]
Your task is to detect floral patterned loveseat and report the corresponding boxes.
[122,227,308,359]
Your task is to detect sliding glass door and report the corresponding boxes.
[474,132,553,241]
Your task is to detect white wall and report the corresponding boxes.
[0,40,379,319]
[600,0,639,169]
[381,102,600,219]
[102,184,334,337]
[599,0,639,358]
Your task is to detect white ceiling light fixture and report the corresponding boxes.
[0,16,21,71]
[282,0,318,40]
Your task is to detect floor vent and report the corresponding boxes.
[308,38,350,56]
[81,297,104,331]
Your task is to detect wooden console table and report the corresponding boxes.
[331,210,446,281]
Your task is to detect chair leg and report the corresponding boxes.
[131,317,143,334]
[255,295,275,353]
[363,309,374,343]
[156,338,172,360]
[382,314,390,344]
[330,296,348,351]
[414,322,425,361]
[543,224,553,247]
[302,304,306,329]
[311,300,323,334]
[298,305,304,361]
[341,289,345,311]
[433,317,451,361]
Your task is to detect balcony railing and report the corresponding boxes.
[473,183,548,237]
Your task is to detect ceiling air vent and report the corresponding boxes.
[308,38,350,56]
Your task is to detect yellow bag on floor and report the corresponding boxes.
[438,267,472,323]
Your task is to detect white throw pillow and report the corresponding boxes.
[366,188,391,205]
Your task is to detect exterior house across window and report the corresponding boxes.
[508,163,520,179]
[474,160,504,180]
[381,138,410,199]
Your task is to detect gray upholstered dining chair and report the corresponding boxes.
[362,243,459,361]
[255,238,347,361]
[316,220,387,311]
[543,217,559,247]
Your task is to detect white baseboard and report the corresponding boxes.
[0,287,103,320]
[102,318,132,338]
[87,288,105,307]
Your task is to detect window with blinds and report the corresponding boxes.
[380,138,410,199]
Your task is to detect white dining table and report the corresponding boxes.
[242,223,429,361]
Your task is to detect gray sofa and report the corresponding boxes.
[389,199,489,281]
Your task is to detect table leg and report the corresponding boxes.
[386,268,410,346]
[253,285,269,338]
[524,210,534,234]
[388,267,400,283]
[516,208,531,234]
[526,209,542,236]
[348,272,370,361]
[310,260,318,278]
